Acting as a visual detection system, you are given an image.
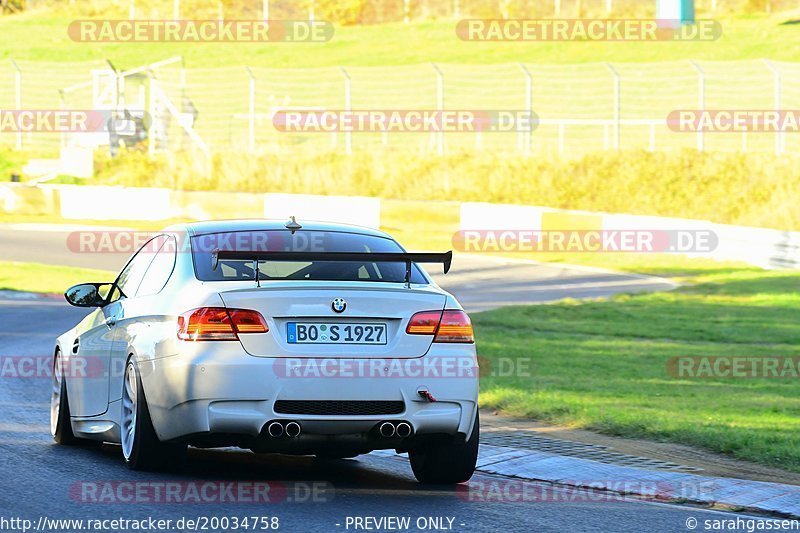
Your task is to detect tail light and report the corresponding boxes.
[406,309,474,343]
[177,307,268,341]
[435,310,474,343]
[406,311,442,335]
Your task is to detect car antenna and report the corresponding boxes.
[285,216,302,234]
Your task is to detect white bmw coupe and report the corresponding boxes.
[51,219,479,484]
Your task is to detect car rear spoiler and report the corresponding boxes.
[211,249,453,287]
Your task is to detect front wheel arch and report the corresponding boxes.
[51,348,77,445]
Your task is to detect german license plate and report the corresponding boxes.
[286,322,388,345]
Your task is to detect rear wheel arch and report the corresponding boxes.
[122,353,172,444]
[121,355,185,470]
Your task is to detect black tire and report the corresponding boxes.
[51,352,77,445]
[123,361,186,471]
[409,410,479,484]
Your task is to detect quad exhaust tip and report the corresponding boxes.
[267,421,284,438]
[396,422,413,438]
[285,421,301,437]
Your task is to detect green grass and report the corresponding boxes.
[475,263,800,471]
[0,261,115,294]
[2,15,800,68]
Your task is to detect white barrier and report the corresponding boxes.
[459,202,800,269]
[263,193,381,229]
[712,223,800,269]
[459,202,551,230]
[0,186,18,212]
[58,186,172,220]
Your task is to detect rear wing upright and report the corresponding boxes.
[211,249,453,287]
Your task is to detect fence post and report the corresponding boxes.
[310,0,315,22]
[263,0,269,19]
[58,89,68,152]
[106,59,121,112]
[519,63,532,155]
[606,0,612,15]
[690,60,704,152]
[454,0,460,18]
[499,0,510,19]
[148,70,157,156]
[404,0,410,23]
[179,56,186,93]
[340,67,352,155]
[554,0,560,17]
[129,0,135,19]
[246,67,256,152]
[173,0,179,19]
[764,60,783,156]
[432,63,444,156]
[11,60,21,150]
[604,62,620,151]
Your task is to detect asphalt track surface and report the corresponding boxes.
[0,225,764,532]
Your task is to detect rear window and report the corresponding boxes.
[191,230,427,284]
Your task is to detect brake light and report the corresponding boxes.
[406,311,443,335]
[406,309,474,343]
[177,307,268,341]
[435,310,474,343]
[229,309,269,333]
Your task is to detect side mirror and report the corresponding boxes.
[64,283,113,308]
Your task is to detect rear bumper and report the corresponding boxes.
[138,342,479,447]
